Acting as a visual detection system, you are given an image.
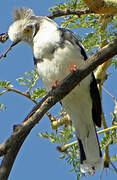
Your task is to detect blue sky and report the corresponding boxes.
[0,0,117,180]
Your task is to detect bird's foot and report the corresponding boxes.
[52,80,58,89]
[89,169,95,175]
[70,65,77,72]
[70,65,80,86]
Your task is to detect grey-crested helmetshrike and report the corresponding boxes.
[8,7,103,173]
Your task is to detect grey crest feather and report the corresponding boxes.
[13,7,34,21]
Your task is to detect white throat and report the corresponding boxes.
[33,20,60,59]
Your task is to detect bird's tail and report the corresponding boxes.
[77,124,104,173]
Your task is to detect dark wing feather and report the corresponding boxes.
[59,28,102,127]
[90,73,102,127]
[59,28,87,60]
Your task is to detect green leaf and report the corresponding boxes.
[100,134,115,150]
[0,80,13,88]
[112,59,117,69]
[39,131,61,143]
[31,88,46,100]
[0,104,6,110]
[111,155,117,161]
[17,77,32,86]
[17,70,39,91]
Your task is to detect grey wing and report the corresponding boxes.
[59,28,102,127]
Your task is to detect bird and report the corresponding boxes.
[8,7,103,173]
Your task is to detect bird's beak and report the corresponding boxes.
[11,39,21,47]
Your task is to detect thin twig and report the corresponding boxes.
[98,126,117,134]
[5,87,37,104]
[0,40,20,59]
[102,86,116,101]
[110,161,117,173]
[0,45,13,59]
[3,87,53,119]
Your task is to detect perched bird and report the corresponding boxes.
[8,7,103,173]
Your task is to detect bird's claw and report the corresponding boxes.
[52,81,58,89]
[70,65,77,72]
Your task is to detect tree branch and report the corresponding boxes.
[47,8,92,19]
[5,87,37,104]
[0,38,117,179]
[83,0,117,14]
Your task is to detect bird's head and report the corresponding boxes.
[8,7,41,46]
[8,7,58,48]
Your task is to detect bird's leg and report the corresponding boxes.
[70,65,77,72]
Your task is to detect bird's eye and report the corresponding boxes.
[24,26,33,35]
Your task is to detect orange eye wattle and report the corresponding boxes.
[24,26,32,35]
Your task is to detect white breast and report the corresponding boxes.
[35,40,85,90]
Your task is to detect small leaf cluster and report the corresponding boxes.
[39,125,74,144]
[49,0,85,12]
[0,80,13,88]
[0,80,13,109]
[0,104,6,110]
[17,70,46,101]
[0,70,47,109]
[17,70,39,92]
[100,131,117,150]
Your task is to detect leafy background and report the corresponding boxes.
[0,0,117,180]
